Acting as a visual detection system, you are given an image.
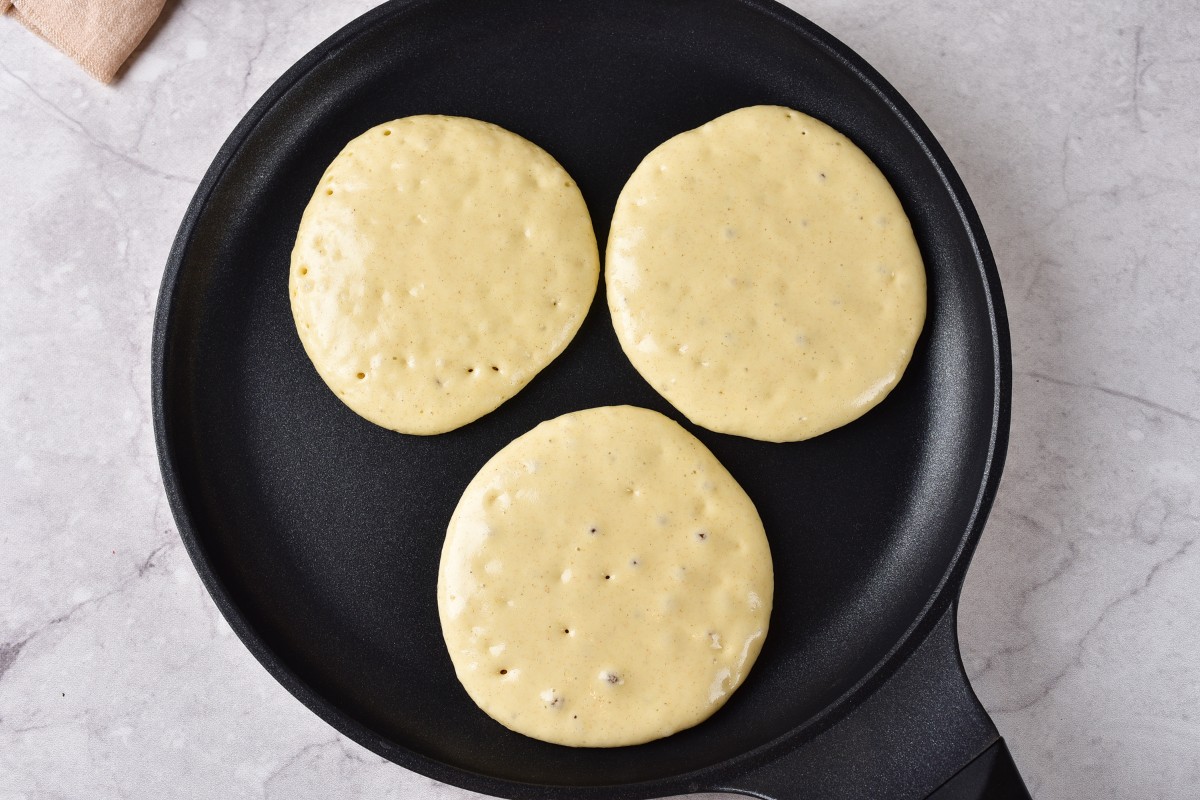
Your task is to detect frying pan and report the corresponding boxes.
[152,1,1029,797]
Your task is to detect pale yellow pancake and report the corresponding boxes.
[607,105,927,442]
[290,115,598,435]
[438,406,773,747]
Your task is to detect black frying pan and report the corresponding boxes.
[152,1,1027,797]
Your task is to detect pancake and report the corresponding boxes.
[438,405,773,747]
[606,105,926,442]
[290,115,598,435]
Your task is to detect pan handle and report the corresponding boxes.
[710,602,1031,800]
[925,738,1028,799]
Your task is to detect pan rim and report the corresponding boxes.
[151,0,1011,796]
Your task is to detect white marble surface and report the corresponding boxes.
[1,0,1198,797]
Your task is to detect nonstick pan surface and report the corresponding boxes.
[153,1,1013,797]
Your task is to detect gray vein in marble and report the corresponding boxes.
[0,642,23,684]
[0,60,200,185]
[262,738,343,795]
[1022,370,1200,426]
[991,538,1195,715]
[0,540,174,686]
[969,519,1078,680]
[239,13,270,102]
[1131,25,1147,133]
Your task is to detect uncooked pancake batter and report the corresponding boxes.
[290,115,598,435]
[438,405,773,747]
[607,105,927,442]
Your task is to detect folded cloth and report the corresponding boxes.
[2,0,166,83]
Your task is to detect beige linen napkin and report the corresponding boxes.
[2,0,165,83]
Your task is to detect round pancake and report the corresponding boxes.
[438,406,773,747]
[607,105,927,442]
[290,115,598,435]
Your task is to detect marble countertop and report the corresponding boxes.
[2,1,1197,797]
